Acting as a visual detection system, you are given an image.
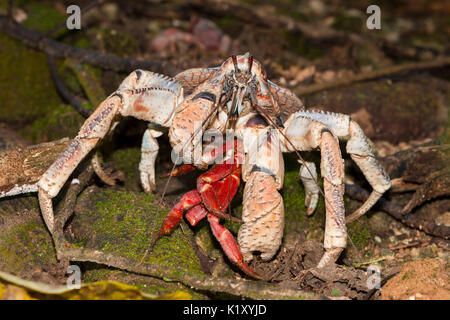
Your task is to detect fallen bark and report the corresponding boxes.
[0,138,71,198]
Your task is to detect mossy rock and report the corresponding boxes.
[0,34,63,124]
[70,188,205,280]
[0,211,57,279]
[20,104,85,144]
[107,148,142,192]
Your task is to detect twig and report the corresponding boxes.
[0,16,178,75]
[344,183,450,240]
[294,57,450,96]
[44,0,105,38]
[53,163,94,235]
[46,54,93,118]
[55,243,320,300]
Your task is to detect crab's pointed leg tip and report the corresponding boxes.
[238,262,264,280]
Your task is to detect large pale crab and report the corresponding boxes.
[31,53,390,278]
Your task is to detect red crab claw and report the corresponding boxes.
[197,139,244,222]
[207,213,262,279]
[150,190,202,247]
[152,139,260,278]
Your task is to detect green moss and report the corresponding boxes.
[347,216,372,249]
[281,154,326,240]
[87,28,137,57]
[0,217,56,276]
[21,104,85,143]
[72,189,205,280]
[22,2,66,34]
[0,34,63,124]
[64,59,105,107]
[108,148,142,191]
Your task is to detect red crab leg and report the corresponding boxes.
[207,214,261,279]
[185,204,208,226]
[161,164,196,178]
[163,139,239,178]
[151,190,202,246]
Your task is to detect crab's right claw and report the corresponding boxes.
[207,214,262,279]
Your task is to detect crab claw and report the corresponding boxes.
[150,190,201,247]
[207,214,262,279]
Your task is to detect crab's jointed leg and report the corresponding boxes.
[299,161,319,216]
[38,70,184,233]
[282,116,348,267]
[140,128,163,193]
[294,110,391,220]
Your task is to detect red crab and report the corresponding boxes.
[151,139,261,278]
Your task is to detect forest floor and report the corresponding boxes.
[0,0,448,300]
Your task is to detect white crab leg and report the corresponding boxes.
[37,70,183,233]
[299,161,319,216]
[281,115,347,267]
[294,110,391,220]
[169,72,225,167]
[139,128,163,193]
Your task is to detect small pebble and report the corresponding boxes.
[374,236,382,243]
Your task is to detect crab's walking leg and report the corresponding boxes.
[38,70,183,233]
[38,95,122,232]
[282,116,347,267]
[294,110,391,220]
[299,161,319,216]
[140,128,163,193]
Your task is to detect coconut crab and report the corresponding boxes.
[27,53,390,278]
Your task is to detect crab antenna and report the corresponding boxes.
[232,55,240,73]
[248,55,253,74]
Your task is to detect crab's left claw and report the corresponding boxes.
[150,190,202,247]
